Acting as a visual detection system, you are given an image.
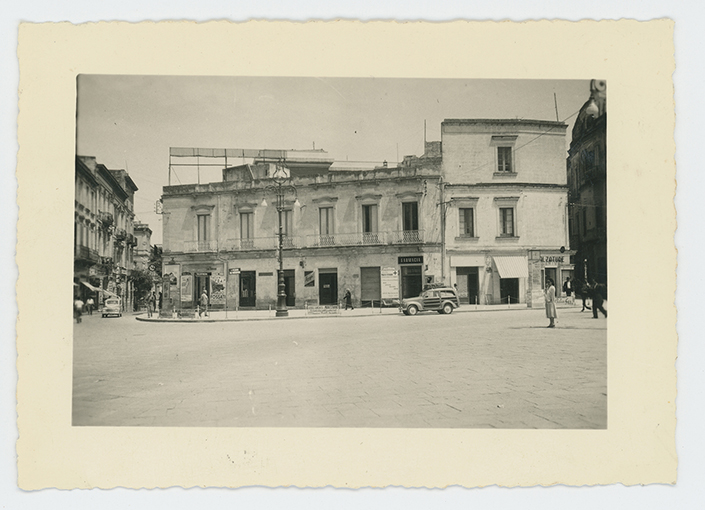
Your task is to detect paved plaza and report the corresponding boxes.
[72,306,607,428]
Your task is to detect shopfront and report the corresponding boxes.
[527,250,575,308]
[399,256,423,299]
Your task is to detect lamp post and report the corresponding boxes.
[263,162,298,317]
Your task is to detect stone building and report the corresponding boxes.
[160,118,572,311]
[441,119,572,307]
[133,222,153,272]
[74,156,139,310]
[160,148,442,312]
[567,80,607,287]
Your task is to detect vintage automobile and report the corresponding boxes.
[400,287,460,315]
[101,298,123,318]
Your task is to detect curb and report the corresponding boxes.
[133,304,585,324]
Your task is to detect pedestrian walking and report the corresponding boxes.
[199,290,209,318]
[344,288,354,310]
[589,279,608,319]
[579,280,592,312]
[74,297,84,324]
[147,292,155,318]
[544,278,557,328]
[86,297,94,315]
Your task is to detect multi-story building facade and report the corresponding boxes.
[441,119,572,307]
[160,118,572,311]
[74,156,139,310]
[161,148,442,312]
[567,80,607,287]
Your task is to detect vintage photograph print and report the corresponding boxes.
[72,76,607,428]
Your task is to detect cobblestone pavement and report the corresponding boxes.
[72,307,607,428]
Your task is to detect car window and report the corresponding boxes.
[440,290,456,298]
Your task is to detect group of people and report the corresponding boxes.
[544,277,607,328]
[73,296,95,323]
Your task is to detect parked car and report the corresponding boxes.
[400,287,460,315]
[102,298,123,318]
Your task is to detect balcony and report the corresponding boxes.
[306,230,425,247]
[183,240,218,252]
[99,212,114,230]
[74,245,99,264]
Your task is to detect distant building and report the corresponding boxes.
[74,156,139,310]
[133,222,153,272]
[161,116,572,311]
[567,80,607,286]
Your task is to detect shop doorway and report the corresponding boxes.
[239,271,256,307]
[456,266,480,304]
[360,266,381,306]
[401,265,423,298]
[280,269,296,307]
[500,278,519,304]
[319,271,338,305]
[195,273,210,304]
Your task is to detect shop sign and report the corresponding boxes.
[540,256,565,264]
[381,267,399,299]
[304,271,315,287]
[229,268,241,275]
[195,272,210,276]
[398,256,423,264]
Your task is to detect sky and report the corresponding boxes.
[76,76,590,245]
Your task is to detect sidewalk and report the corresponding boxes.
[136,298,587,323]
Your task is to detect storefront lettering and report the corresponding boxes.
[540,256,564,264]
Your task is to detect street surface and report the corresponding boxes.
[72,307,607,428]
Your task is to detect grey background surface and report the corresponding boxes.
[3,1,702,509]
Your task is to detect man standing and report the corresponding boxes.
[579,280,592,312]
[199,289,209,318]
[562,277,573,304]
[147,292,155,318]
[86,296,94,315]
[589,279,608,319]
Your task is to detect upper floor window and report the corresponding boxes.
[402,202,418,231]
[362,204,378,233]
[281,209,293,236]
[497,146,513,173]
[500,207,515,236]
[459,208,475,237]
[240,212,253,239]
[319,207,335,235]
[197,214,210,242]
[491,135,518,175]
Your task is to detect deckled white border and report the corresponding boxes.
[16,20,676,489]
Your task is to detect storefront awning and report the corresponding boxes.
[493,256,529,278]
[81,281,100,292]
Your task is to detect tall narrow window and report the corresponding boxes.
[240,212,254,249]
[197,214,210,244]
[459,208,474,237]
[281,209,293,247]
[500,207,515,236]
[497,146,513,173]
[319,207,335,246]
[402,202,418,231]
[362,204,379,244]
[362,204,378,233]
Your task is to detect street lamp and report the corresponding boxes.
[262,161,298,317]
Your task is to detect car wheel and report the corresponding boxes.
[407,305,419,316]
[102,314,106,318]
[442,303,453,315]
